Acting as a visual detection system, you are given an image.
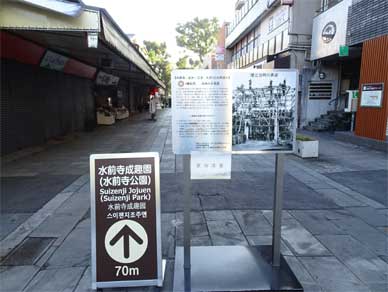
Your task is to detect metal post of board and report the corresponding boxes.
[351,112,355,132]
[272,153,285,267]
[183,154,191,291]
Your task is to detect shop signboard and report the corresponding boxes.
[310,0,352,60]
[87,32,98,48]
[90,152,162,289]
[172,69,298,155]
[339,45,349,57]
[40,50,69,71]
[360,83,384,107]
[96,71,120,86]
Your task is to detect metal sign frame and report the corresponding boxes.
[231,69,299,155]
[180,152,287,291]
[360,83,384,108]
[90,152,163,289]
[171,69,299,156]
[172,69,302,291]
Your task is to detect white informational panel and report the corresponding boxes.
[172,69,298,155]
[190,152,232,180]
[40,50,68,71]
[172,70,232,154]
[360,83,384,107]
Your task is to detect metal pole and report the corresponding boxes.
[183,154,191,291]
[272,153,285,267]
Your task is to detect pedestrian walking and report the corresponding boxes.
[149,95,157,121]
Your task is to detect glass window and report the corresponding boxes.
[276,33,282,53]
[242,36,247,47]
[248,30,254,42]
[255,26,260,37]
[248,40,253,52]
[262,42,268,57]
[282,29,289,50]
[268,16,274,33]
[268,38,275,55]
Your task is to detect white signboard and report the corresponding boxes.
[190,152,231,180]
[172,69,298,154]
[172,70,232,154]
[96,71,120,86]
[310,0,352,60]
[88,32,99,48]
[40,50,68,71]
[360,83,384,107]
[215,54,225,61]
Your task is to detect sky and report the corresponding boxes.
[84,0,236,62]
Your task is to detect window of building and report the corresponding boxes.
[245,30,253,53]
[268,16,274,33]
[268,38,275,55]
[275,33,282,53]
[242,36,247,55]
[262,42,268,57]
[282,29,289,50]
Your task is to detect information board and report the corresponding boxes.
[172,69,298,154]
[90,153,162,289]
[360,83,384,107]
[190,151,231,180]
[172,70,232,154]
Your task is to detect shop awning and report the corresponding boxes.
[0,1,99,31]
[0,1,165,88]
[100,12,164,88]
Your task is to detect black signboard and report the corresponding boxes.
[90,153,162,289]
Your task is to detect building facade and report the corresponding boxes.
[203,23,229,69]
[310,0,388,140]
[225,0,321,127]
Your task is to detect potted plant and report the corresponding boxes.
[295,134,319,158]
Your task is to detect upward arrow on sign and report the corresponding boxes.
[109,225,144,259]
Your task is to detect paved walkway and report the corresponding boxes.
[0,109,387,292]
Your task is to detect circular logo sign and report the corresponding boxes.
[322,22,337,43]
[104,220,148,264]
[178,80,184,87]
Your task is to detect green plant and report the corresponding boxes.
[296,134,316,141]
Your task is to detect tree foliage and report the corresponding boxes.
[142,40,172,94]
[176,17,219,64]
[176,55,201,69]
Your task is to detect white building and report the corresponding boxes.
[225,0,322,127]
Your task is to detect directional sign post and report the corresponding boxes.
[90,152,163,289]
